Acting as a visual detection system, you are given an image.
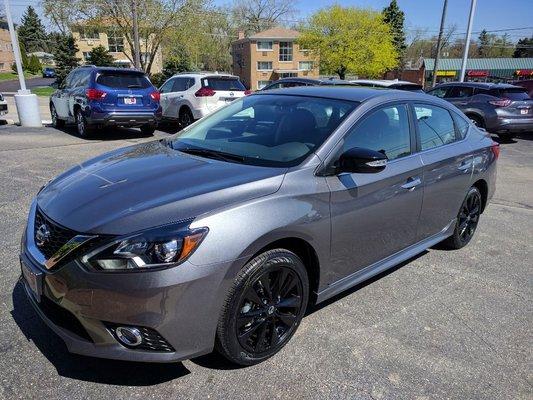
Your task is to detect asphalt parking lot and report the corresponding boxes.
[0,125,531,399]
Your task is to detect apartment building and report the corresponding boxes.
[0,27,15,72]
[231,27,319,90]
[71,24,163,73]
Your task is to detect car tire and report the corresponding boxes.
[442,186,482,250]
[497,132,514,142]
[216,248,309,366]
[179,107,194,129]
[75,109,93,138]
[50,104,65,128]
[140,125,156,136]
[467,115,484,129]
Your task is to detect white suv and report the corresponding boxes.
[159,72,249,128]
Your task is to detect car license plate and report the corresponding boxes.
[124,97,137,105]
[21,259,41,302]
[520,108,529,115]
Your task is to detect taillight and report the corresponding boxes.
[195,87,215,97]
[488,98,511,107]
[244,89,253,95]
[491,142,500,159]
[150,91,160,102]
[85,88,107,101]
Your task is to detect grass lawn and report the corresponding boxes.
[0,72,39,81]
[31,86,55,96]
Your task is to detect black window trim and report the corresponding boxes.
[408,101,469,155]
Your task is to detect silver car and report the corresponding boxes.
[20,87,498,366]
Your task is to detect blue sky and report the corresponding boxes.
[5,0,533,42]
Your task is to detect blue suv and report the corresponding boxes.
[50,66,162,137]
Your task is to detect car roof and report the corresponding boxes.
[253,85,432,103]
[351,79,420,87]
[78,66,147,74]
[171,72,237,78]
[435,81,523,90]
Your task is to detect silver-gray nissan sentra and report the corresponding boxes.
[20,86,498,366]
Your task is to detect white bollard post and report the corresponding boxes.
[4,0,43,127]
[14,90,42,127]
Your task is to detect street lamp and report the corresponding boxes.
[4,0,42,127]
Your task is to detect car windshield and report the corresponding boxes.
[168,94,358,167]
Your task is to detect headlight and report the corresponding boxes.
[80,223,208,271]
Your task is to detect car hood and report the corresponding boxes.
[37,140,286,234]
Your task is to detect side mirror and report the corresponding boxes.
[336,147,387,174]
[50,81,59,89]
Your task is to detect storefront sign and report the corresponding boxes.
[436,70,456,77]
[467,70,489,77]
[515,69,533,76]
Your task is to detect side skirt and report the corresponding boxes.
[316,219,456,304]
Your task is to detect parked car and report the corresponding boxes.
[426,82,533,140]
[42,67,56,78]
[513,79,533,97]
[21,87,498,366]
[260,77,356,90]
[159,72,249,128]
[0,92,7,117]
[350,79,424,92]
[50,66,162,137]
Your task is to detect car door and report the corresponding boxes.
[54,71,77,119]
[165,77,193,119]
[412,102,474,241]
[68,69,90,117]
[159,78,176,118]
[326,103,424,281]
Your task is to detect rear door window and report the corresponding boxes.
[202,77,245,91]
[446,86,473,98]
[96,72,152,89]
[494,88,530,100]
[172,77,195,92]
[414,104,457,151]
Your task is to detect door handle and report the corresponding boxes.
[458,160,472,172]
[401,177,421,191]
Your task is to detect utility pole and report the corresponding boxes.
[132,0,141,70]
[431,0,448,87]
[459,0,477,82]
[4,0,42,126]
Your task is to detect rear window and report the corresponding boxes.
[96,72,152,89]
[202,77,245,91]
[392,84,424,92]
[487,88,530,100]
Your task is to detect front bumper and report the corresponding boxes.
[19,202,234,363]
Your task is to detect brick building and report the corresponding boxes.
[0,28,15,72]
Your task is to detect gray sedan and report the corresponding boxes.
[20,87,498,366]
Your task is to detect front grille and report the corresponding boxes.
[34,208,77,260]
[32,292,93,342]
[104,322,175,352]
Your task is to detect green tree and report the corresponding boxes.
[298,6,398,79]
[87,45,115,66]
[17,6,48,53]
[19,41,29,70]
[27,54,42,74]
[382,0,406,67]
[53,35,80,85]
[513,36,533,58]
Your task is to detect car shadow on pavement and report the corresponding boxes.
[10,280,191,386]
[51,124,157,141]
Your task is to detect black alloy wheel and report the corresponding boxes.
[216,249,309,366]
[443,186,482,249]
[75,109,92,138]
[237,266,303,354]
[50,104,64,128]
[179,108,193,128]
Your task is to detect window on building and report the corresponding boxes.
[107,30,125,52]
[257,61,273,71]
[82,52,91,61]
[256,41,273,50]
[279,73,297,78]
[79,27,99,40]
[257,80,272,90]
[279,42,293,61]
[414,104,457,151]
[298,61,313,71]
[0,63,5,70]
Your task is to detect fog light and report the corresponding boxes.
[115,326,143,347]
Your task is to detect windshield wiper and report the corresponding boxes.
[128,84,142,88]
[177,147,246,163]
